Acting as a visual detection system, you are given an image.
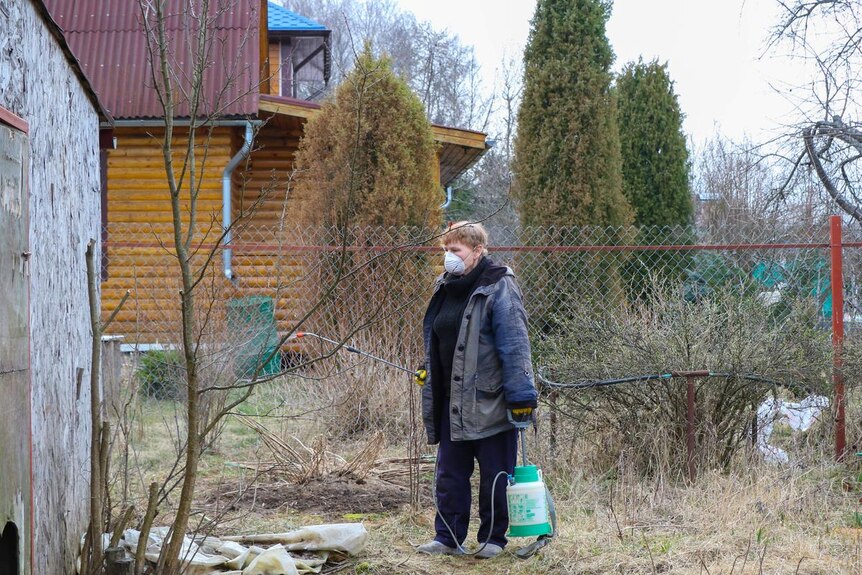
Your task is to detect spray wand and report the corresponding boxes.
[288,331,427,383]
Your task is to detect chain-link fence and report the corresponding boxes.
[102,219,858,340]
[100,218,862,370]
[102,217,859,468]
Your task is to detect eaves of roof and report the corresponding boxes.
[258,94,488,185]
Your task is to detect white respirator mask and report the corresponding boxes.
[444,251,466,275]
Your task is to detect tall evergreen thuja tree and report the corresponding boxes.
[294,45,442,229]
[292,46,440,356]
[617,59,693,298]
[513,0,633,335]
[513,0,632,227]
[617,59,692,227]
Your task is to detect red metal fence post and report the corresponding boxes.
[830,215,847,461]
[686,375,696,482]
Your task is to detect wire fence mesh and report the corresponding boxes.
[101,219,859,367]
[101,217,862,472]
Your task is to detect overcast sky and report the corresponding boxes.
[395,0,799,145]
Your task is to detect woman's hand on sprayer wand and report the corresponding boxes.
[413,368,427,386]
[509,407,534,428]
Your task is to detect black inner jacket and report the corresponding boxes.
[425,257,538,440]
[431,256,489,398]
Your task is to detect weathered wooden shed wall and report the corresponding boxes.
[0,119,31,575]
[1,1,103,573]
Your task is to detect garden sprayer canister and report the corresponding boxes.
[506,465,552,537]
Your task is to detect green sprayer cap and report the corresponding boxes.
[513,465,540,483]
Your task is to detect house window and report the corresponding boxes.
[276,35,329,100]
[0,521,18,575]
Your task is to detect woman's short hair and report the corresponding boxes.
[442,221,489,256]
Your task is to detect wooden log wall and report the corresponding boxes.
[99,116,473,350]
[233,118,302,225]
[230,120,313,336]
[102,122,315,345]
[103,126,233,342]
[106,126,233,224]
[268,42,282,95]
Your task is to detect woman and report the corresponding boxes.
[416,221,538,559]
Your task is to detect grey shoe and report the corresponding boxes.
[475,543,504,559]
[416,540,463,555]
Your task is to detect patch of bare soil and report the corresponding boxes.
[206,475,418,519]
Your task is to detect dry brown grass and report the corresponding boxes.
[350,457,862,574]
[110,374,862,575]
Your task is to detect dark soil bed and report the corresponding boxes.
[205,475,421,519]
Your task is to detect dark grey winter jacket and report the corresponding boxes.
[421,261,538,444]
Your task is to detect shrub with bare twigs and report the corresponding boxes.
[537,282,833,478]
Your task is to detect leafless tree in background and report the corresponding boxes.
[768,1,862,224]
[446,55,524,235]
[693,135,828,238]
[282,0,493,130]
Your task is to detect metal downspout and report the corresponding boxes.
[223,121,255,280]
[440,186,453,209]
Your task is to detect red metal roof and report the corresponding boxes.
[42,0,260,120]
[30,0,112,123]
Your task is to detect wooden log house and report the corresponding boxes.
[46,0,488,344]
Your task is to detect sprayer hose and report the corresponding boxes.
[430,454,508,556]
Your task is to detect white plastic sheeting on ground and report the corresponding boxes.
[756,395,829,463]
[240,545,299,575]
[79,523,367,575]
[221,523,370,554]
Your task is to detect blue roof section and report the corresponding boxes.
[268,2,327,32]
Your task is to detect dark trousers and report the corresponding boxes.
[434,402,518,548]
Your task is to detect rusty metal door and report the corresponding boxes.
[0,119,31,575]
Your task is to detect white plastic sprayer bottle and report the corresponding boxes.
[507,465,552,537]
